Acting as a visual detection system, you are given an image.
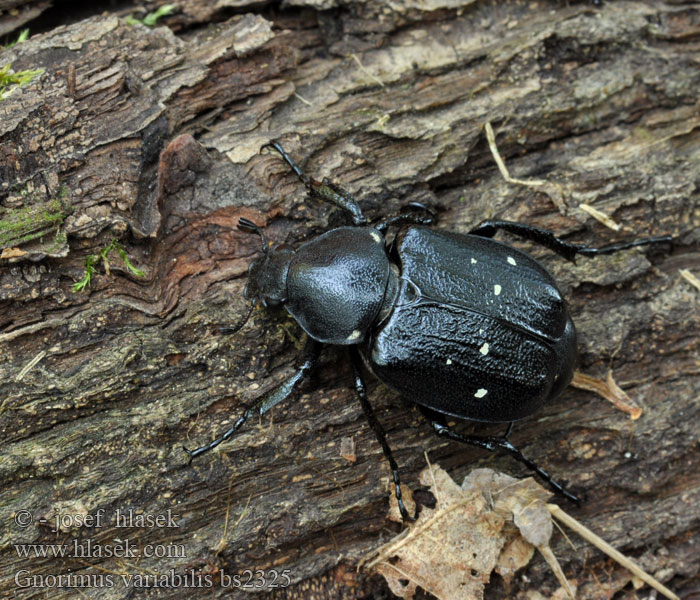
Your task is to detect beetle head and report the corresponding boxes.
[238,218,294,308]
[245,246,295,308]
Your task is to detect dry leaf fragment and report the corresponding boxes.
[495,536,535,583]
[0,246,27,259]
[368,465,678,599]
[339,436,357,463]
[367,466,571,600]
[571,370,642,419]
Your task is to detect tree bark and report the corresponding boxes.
[1,1,698,599]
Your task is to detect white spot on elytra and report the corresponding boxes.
[479,328,484,335]
[479,343,489,356]
[507,256,516,266]
[494,284,502,296]
[370,231,382,243]
[446,358,453,365]
[474,388,488,398]
[471,258,477,264]
[347,329,362,342]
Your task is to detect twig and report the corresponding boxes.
[538,544,576,600]
[679,269,700,292]
[485,122,547,187]
[578,203,621,231]
[484,122,568,213]
[548,504,680,600]
[350,53,385,88]
[15,350,47,382]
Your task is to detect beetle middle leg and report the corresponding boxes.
[184,339,323,460]
[264,140,367,226]
[469,220,672,262]
[350,348,415,521]
[421,408,581,504]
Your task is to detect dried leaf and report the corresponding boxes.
[513,499,552,548]
[0,246,27,258]
[366,466,573,600]
[495,536,535,583]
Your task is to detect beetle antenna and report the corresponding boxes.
[238,217,268,254]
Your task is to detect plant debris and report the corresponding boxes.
[571,370,642,419]
[365,464,679,600]
[365,466,574,600]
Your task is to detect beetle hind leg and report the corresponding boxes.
[469,219,671,262]
[422,409,581,504]
[350,348,416,522]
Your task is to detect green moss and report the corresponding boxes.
[73,240,145,293]
[0,197,69,249]
[125,4,175,27]
[3,28,29,48]
[0,63,44,100]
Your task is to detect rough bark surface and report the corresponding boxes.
[1,1,699,599]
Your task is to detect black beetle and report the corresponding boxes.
[186,141,671,519]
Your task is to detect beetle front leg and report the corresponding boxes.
[350,348,415,522]
[422,409,581,504]
[184,339,323,459]
[376,202,437,233]
[469,220,671,262]
[264,140,367,226]
[376,213,434,233]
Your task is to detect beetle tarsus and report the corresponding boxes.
[575,235,673,257]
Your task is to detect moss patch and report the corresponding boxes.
[0,197,69,249]
[73,239,145,292]
[0,63,44,101]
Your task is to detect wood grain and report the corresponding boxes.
[1,2,698,598]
